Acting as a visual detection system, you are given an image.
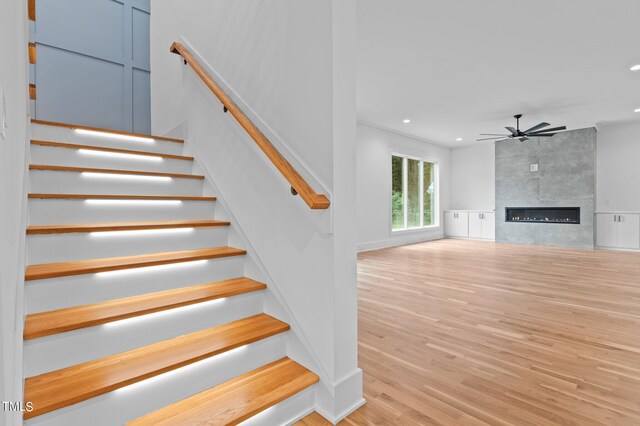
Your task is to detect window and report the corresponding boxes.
[391,156,404,229]
[391,154,438,231]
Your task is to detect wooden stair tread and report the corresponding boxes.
[129,357,319,426]
[25,247,246,281]
[30,164,204,180]
[31,139,193,161]
[24,278,266,339]
[28,193,216,201]
[23,314,290,419]
[27,219,229,235]
[31,119,185,143]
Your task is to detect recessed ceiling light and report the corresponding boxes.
[456,138,463,142]
[402,119,411,124]
[631,65,640,71]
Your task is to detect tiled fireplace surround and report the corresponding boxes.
[495,128,596,249]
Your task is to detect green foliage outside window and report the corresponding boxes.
[392,155,437,230]
[423,162,435,226]
[407,159,420,228]
[391,156,404,229]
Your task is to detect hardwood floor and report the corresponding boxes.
[296,239,640,425]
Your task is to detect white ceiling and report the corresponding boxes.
[356,0,640,147]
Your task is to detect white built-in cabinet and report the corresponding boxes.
[468,212,496,240]
[445,211,469,238]
[596,213,640,250]
[445,210,495,240]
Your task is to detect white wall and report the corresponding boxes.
[450,143,495,210]
[150,1,362,421]
[0,1,29,424]
[356,123,450,251]
[33,0,151,133]
[596,121,640,212]
[448,121,640,215]
[151,0,334,188]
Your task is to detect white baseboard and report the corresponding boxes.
[283,407,316,426]
[445,236,496,242]
[358,233,444,252]
[314,368,364,424]
[595,246,640,253]
[316,398,366,425]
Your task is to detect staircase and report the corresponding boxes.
[22,120,319,425]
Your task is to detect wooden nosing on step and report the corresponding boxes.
[27,219,229,235]
[23,314,289,419]
[28,0,35,21]
[29,164,204,180]
[25,246,244,280]
[30,140,193,160]
[29,42,36,64]
[31,119,184,143]
[24,278,266,339]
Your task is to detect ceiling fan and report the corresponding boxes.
[477,114,567,142]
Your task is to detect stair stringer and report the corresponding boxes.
[6,120,32,426]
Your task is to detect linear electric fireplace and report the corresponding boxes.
[505,207,580,224]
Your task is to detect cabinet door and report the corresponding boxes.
[454,212,469,238]
[617,214,640,249]
[445,212,469,238]
[468,213,483,239]
[596,214,618,248]
[482,213,496,240]
[444,212,456,237]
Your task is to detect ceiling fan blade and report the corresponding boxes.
[523,122,550,133]
[528,126,566,135]
[519,137,529,142]
[505,127,517,135]
[529,133,555,137]
[479,133,510,136]
[476,136,509,141]
[495,138,512,143]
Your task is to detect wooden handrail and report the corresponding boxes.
[170,42,330,210]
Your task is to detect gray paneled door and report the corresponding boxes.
[32,0,151,133]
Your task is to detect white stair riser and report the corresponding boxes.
[238,387,316,426]
[27,227,228,264]
[24,291,264,376]
[29,170,203,197]
[25,334,287,426]
[30,144,194,175]
[25,256,245,313]
[28,199,216,225]
[31,123,185,156]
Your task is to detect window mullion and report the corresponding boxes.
[419,161,424,228]
[435,163,439,226]
[403,157,408,229]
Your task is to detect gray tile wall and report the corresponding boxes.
[495,128,596,248]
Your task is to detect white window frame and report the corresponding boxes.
[390,153,440,233]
